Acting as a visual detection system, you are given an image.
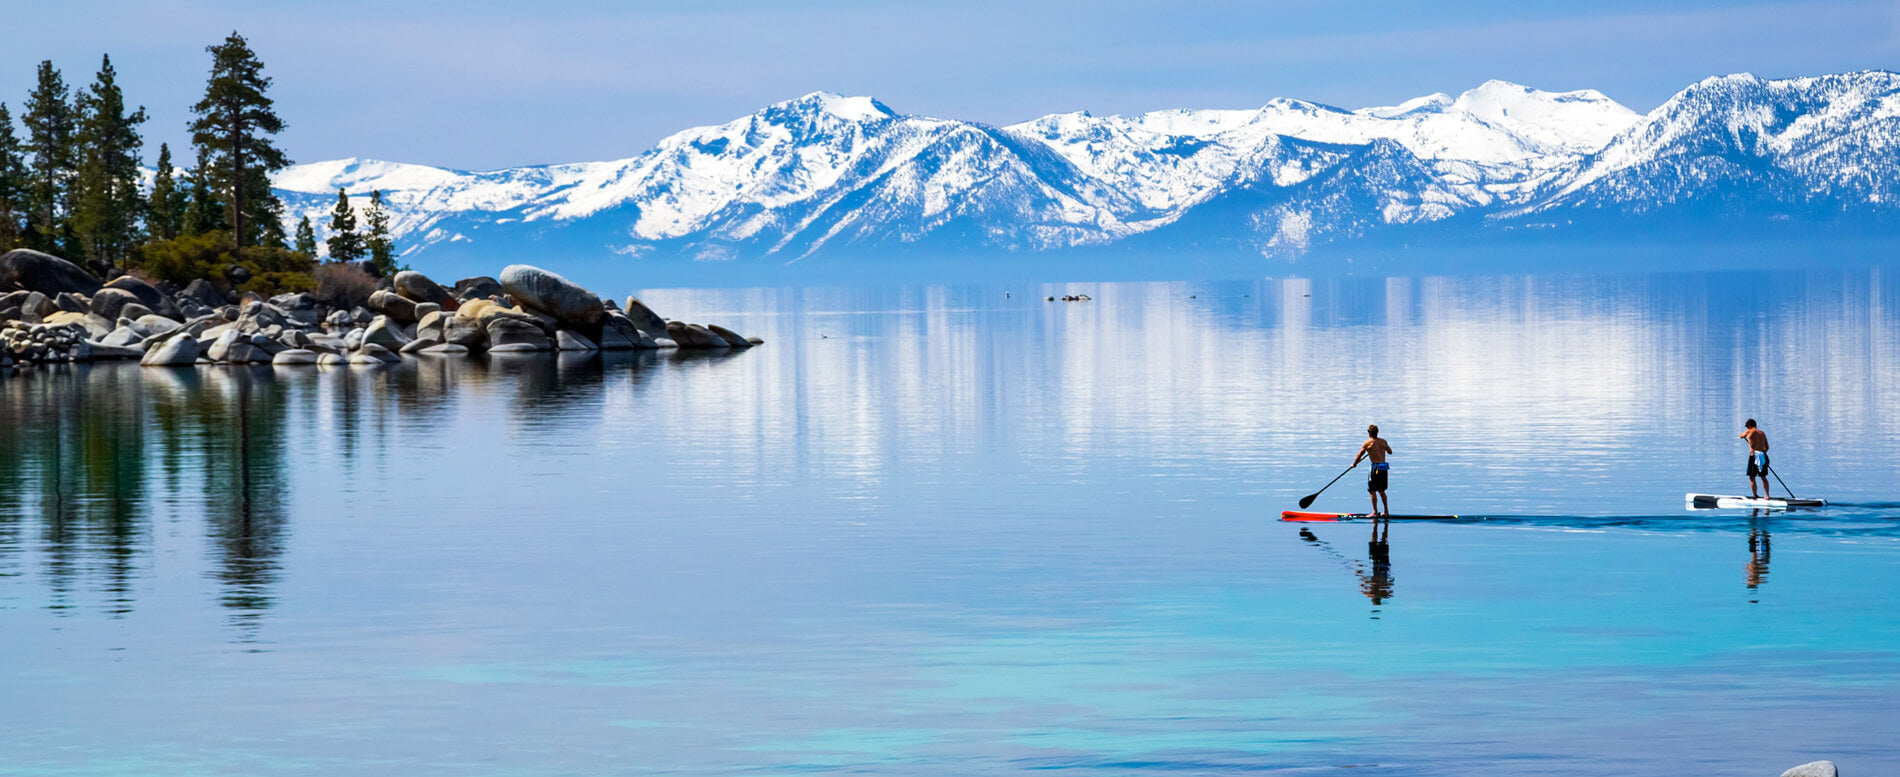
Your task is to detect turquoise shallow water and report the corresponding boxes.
[2,270,1898,776]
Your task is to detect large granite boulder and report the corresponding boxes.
[134,314,183,337]
[272,349,318,365]
[353,342,401,364]
[499,264,603,328]
[443,314,486,348]
[104,275,179,320]
[485,317,552,352]
[205,329,244,361]
[140,334,200,366]
[45,311,111,339]
[362,315,412,351]
[1780,762,1838,777]
[622,297,670,340]
[453,276,504,302]
[393,270,456,308]
[182,278,227,307]
[0,249,102,296]
[53,292,89,314]
[89,288,143,321]
[100,326,145,348]
[368,288,419,324]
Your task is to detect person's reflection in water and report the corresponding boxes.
[1296,519,1395,618]
[1747,511,1772,604]
[1362,518,1395,611]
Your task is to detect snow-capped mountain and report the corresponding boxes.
[274,71,1900,278]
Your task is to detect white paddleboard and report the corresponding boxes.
[1685,492,1828,509]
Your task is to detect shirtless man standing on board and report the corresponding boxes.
[1741,419,1771,498]
[1353,425,1394,516]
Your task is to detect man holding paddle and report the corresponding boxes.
[1353,424,1394,516]
[1741,419,1772,498]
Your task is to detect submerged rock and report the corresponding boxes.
[1780,762,1838,777]
[705,324,752,348]
[555,329,598,351]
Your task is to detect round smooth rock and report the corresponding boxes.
[0,249,102,296]
[272,349,318,365]
[499,264,604,327]
[393,271,456,308]
[1780,762,1838,777]
[140,334,201,366]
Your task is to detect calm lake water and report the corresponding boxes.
[3,270,1898,777]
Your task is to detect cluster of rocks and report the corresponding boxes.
[1047,294,1092,302]
[0,249,761,371]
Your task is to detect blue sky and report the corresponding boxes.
[3,0,1896,170]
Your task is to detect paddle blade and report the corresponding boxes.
[1298,493,1318,509]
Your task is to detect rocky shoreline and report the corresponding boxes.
[0,249,759,370]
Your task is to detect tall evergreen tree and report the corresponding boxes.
[188,31,289,250]
[0,103,24,250]
[183,144,227,236]
[147,142,185,241]
[21,60,77,257]
[72,54,148,269]
[325,188,362,262]
[293,215,316,256]
[364,189,396,275]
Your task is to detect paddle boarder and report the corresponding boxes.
[1352,424,1394,516]
[1741,419,1771,498]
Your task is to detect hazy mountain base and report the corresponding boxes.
[403,217,1900,291]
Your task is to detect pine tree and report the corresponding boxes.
[189,31,289,250]
[0,103,25,250]
[293,215,316,256]
[147,143,185,241]
[364,189,396,275]
[249,166,288,248]
[183,144,227,236]
[21,60,77,257]
[325,188,362,262]
[72,54,148,270]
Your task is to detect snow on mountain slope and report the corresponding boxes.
[1001,81,1638,220]
[1526,71,1900,217]
[269,73,1899,268]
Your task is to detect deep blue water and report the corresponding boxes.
[2,270,1898,776]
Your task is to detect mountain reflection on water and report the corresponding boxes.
[1,270,1898,777]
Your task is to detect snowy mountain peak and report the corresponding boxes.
[272,157,471,195]
[1358,93,1454,118]
[773,91,897,123]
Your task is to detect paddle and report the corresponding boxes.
[1298,464,1356,509]
[1767,464,1798,499]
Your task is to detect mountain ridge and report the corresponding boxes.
[272,70,1900,280]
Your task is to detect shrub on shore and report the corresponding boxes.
[129,231,316,297]
[313,261,376,310]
